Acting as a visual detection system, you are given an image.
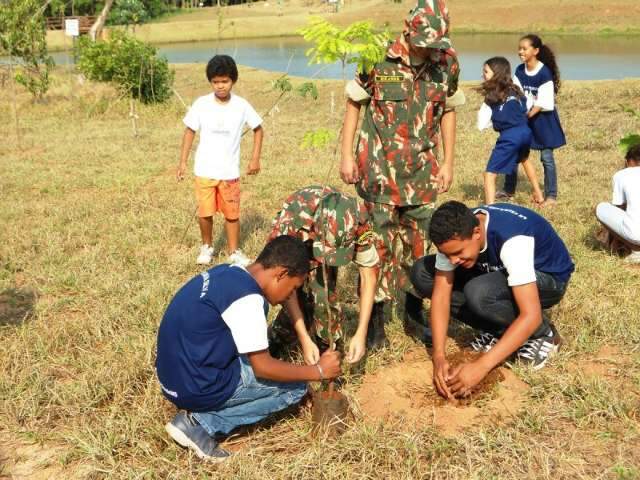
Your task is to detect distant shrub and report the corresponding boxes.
[76,31,173,104]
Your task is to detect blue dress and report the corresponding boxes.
[514,63,566,150]
[486,96,532,174]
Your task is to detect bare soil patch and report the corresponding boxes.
[0,436,66,480]
[355,348,529,436]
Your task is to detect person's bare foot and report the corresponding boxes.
[541,198,557,208]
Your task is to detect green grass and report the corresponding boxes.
[1,64,639,478]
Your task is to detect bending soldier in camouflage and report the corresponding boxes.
[340,0,465,343]
[267,186,383,366]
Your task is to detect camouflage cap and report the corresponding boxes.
[312,192,364,267]
[405,0,452,50]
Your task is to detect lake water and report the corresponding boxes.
[51,34,640,81]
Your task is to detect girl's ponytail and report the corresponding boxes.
[522,34,561,94]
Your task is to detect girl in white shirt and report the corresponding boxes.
[596,144,640,264]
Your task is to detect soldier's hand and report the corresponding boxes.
[346,332,366,363]
[437,163,454,193]
[318,350,342,379]
[340,153,359,184]
[300,336,320,366]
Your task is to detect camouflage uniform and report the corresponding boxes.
[267,186,377,347]
[347,0,463,302]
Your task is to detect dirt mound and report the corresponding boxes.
[355,349,529,436]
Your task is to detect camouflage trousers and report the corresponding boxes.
[364,201,434,302]
[268,264,345,352]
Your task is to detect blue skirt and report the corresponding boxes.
[529,109,566,150]
[486,126,532,174]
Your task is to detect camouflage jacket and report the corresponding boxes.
[269,186,377,267]
[354,2,460,206]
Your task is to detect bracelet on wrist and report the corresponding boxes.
[315,363,325,381]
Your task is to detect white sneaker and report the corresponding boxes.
[228,249,251,267]
[196,245,214,265]
[624,251,640,264]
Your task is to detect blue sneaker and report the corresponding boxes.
[165,411,231,461]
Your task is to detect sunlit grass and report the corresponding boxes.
[1,64,639,478]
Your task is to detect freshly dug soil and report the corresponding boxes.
[311,387,350,437]
[356,348,529,436]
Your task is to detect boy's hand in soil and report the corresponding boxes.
[300,336,320,366]
[432,354,454,399]
[447,361,491,398]
[318,350,342,379]
[346,331,366,364]
[247,158,261,175]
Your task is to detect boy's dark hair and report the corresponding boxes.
[626,143,640,162]
[256,236,311,277]
[479,56,524,106]
[429,201,479,246]
[521,34,561,94]
[206,55,238,83]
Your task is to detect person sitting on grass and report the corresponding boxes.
[410,201,574,399]
[176,54,264,267]
[156,236,341,461]
[595,144,640,264]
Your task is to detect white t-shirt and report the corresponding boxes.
[183,93,262,180]
[612,167,640,236]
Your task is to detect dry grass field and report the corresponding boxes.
[1,64,640,478]
[46,0,640,50]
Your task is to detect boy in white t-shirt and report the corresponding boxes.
[596,144,640,264]
[177,55,264,266]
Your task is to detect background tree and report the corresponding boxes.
[0,0,55,100]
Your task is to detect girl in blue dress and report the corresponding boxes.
[498,34,566,207]
[478,56,544,205]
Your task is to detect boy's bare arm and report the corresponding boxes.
[247,125,264,175]
[247,349,341,382]
[430,270,455,399]
[340,99,362,184]
[447,282,543,397]
[177,127,196,181]
[438,110,456,193]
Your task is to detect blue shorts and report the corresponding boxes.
[486,127,532,174]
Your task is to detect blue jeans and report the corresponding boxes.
[503,148,558,199]
[193,356,307,437]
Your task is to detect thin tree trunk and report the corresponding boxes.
[89,0,114,41]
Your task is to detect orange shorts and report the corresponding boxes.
[194,177,240,220]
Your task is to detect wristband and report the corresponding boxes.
[315,363,325,381]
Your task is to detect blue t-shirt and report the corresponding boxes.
[490,96,529,132]
[475,204,574,283]
[156,264,269,412]
[436,204,575,285]
[514,63,566,149]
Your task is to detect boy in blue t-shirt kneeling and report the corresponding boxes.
[410,201,574,400]
[156,236,341,461]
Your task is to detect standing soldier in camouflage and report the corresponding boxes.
[267,186,382,366]
[340,0,465,342]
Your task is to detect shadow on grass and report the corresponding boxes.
[212,211,270,254]
[0,288,37,327]
[459,182,484,202]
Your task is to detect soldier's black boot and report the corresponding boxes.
[366,301,389,350]
[404,293,432,346]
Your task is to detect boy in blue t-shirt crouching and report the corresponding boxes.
[156,236,341,461]
[410,201,573,400]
